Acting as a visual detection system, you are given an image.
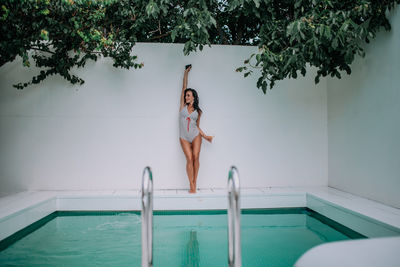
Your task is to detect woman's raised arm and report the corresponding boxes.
[180,66,191,110]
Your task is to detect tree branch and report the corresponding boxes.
[31,47,55,54]
[148,31,171,40]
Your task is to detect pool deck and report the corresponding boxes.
[1,186,400,242]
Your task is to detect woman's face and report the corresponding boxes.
[185,91,194,105]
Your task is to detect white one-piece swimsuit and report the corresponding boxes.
[179,105,200,143]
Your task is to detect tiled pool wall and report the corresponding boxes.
[307,194,400,238]
[0,197,56,241]
[1,189,399,242]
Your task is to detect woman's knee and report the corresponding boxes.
[193,153,200,162]
[186,155,194,164]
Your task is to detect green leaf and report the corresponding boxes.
[332,38,338,49]
[299,30,305,40]
[146,1,159,18]
[210,16,217,27]
[171,30,177,42]
[253,0,260,8]
[183,8,190,17]
[287,22,295,36]
[319,25,325,37]
[301,67,306,76]
[40,29,49,40]
[324,26,332,40]
[261,81,267,94]
[343,64,351,75]
[41,8,50,15]
[344,51,354,64]
[256,54,261,63]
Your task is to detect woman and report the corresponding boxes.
[179,65,213,193]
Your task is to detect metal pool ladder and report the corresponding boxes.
[141,166,153,267]
[228,166,242,267]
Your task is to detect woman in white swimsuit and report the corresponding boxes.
[180,65,213,193]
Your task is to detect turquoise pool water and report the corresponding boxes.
[0,209,363,266]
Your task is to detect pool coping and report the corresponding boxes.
[0,186,399,241]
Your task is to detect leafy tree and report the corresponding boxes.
[1,0,148,89]
[233,0,400,92]
[0,0,399,91]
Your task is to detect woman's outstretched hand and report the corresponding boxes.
[205,135,214,143]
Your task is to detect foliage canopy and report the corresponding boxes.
[1,0,399,92]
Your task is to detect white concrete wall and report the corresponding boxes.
[327,8,400,208]
[0,43,328,194]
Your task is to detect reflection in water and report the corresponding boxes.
[184,230,200,267]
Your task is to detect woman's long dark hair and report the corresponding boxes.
[185,88,202,114]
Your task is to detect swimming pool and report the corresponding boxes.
[0,209,364,266]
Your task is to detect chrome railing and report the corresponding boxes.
[227,166,242,267]
[141,167,153,267]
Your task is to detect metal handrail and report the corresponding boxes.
[228,166,242,267]
[141,167,153,267]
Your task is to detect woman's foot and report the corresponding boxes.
[189,182,196,193]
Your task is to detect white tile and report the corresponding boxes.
[113,190,140,197]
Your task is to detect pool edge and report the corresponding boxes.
[0,187,399,242]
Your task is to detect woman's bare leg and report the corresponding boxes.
[192,135,202,191]
[180,138,195,193]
